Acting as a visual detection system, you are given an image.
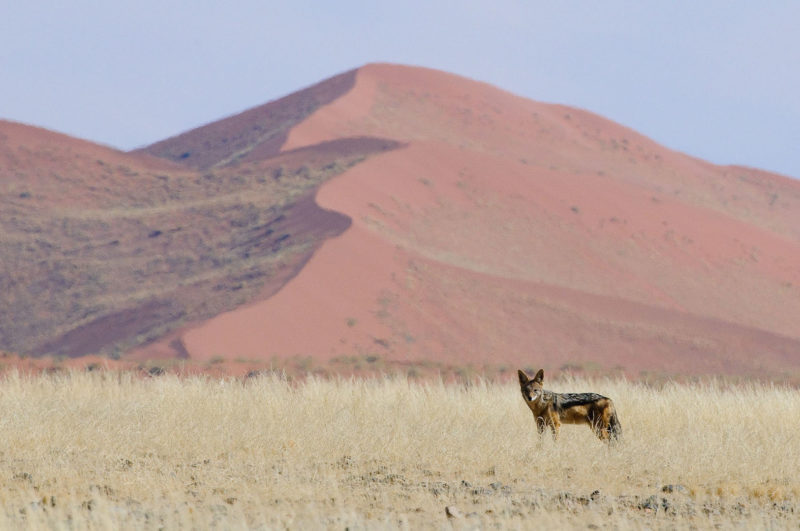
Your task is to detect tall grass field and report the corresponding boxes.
[0,370,798,528]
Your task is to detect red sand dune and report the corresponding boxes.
[143,64,800,378]
[5,64,798,379]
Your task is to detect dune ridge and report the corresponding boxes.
[169,64,800,377]
[3,64,798,377]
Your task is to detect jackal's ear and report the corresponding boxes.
[517,369,529,386]
[533,369,544,383]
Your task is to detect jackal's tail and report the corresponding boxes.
[608,411,622,441]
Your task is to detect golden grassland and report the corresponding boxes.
[0,370,799,529]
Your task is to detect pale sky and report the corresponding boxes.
[2,1,798,178]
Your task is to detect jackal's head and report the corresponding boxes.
[517,369,544,404]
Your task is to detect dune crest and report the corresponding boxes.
[3,65,799,377]
[171,64,800,376]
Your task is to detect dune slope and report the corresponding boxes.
[169,64,800,377]
[4,64,799,378]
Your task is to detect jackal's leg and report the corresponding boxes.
[594,423,610,441]
[550,416,560,441]
[535,416,546,435]
[588,417,605,440]
[591,412,617,442]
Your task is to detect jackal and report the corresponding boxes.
[517,369,621,442]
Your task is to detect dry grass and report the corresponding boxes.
[1,370,798,529]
